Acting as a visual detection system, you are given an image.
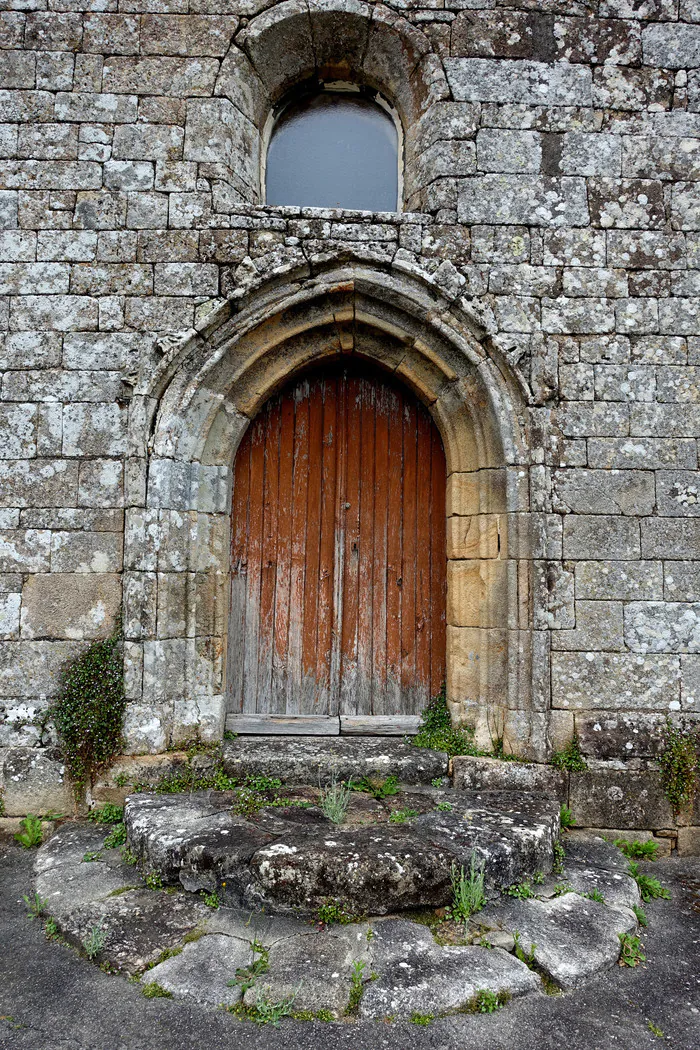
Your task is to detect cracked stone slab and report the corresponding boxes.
[479,892,636,989]
[557,866,640,914]
[242,924,372,1017]
[144,933,251,1007]
[413,791,560,889]
[54,888,210,974]
[359,918,541,1020]
[124,791,274,893]
[222,736,449,785]
[35,825,146,915]
[562,831,630,874]
[249,824,455,915]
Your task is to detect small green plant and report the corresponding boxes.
[145,871,164,891]
[513,931,536,968]
[317,899,355,926]
[447,853,486,923]
[388,807,419,824]
[431,777,445,788]
[410,1012,434,1025]
[291,1009,335,1022]
[553,841,565,876]
[647,1021,664,1038]
[658,718,699,815]
[23,892,47,920]
[347,959,366,1014]
[87,803,124,825]
[14,814,43,849]
[120,846,138,866]
[52,635,126,797]
[559,804,576,830]
[412,686,478,757]
[223,730,237,741]
[627,862,671,903]
[507,880,534,900]
[142,982,172,999]
[618,931,646,968]
[614,838,659,861]
[200,889,220,909]
[114,772,129,788]
[243,986,299,1026]
[551,737,587,772]
[320,779,352,825]
[633,904,648,927]
[469,989,509,1014]
[532,871,545,885]
[82,921,108,959]
[435,800,453,812]
[103,823,127,849]
[44,916,60,941]
[230,939,270,994]
[553,882,573,897]
[83,849,103,863]
[349,774,399,799]
[583,889,606,904]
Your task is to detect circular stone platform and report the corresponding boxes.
[123,785,560,915]
[33,823,642,1021]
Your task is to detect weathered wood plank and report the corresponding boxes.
[340,715,421,735]
[226,714,339,735]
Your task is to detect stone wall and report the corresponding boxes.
[0,0,699,844]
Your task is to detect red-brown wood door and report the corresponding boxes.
[228,360,446,728]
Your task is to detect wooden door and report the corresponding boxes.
[227,360,446,733]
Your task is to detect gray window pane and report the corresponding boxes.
[266,92,399,212]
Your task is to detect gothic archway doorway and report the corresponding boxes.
[227,358,447,734]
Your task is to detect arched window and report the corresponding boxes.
[265,88,400,212]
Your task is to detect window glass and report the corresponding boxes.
[265,91,399,211]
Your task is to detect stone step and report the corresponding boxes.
[123,786,560,917]
[222,735,449,786]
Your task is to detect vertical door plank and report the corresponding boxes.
[302,374,325,712]
[288,382,310,714]
[229,429,251,711]
[257,398,281,712]
[339,372,362,715]
[400,397,417,696]
[371,380,390,710]
[242,415,265,711]
[356,376,376,715]
[430,426,447,698]
[317,376,338,702]
[272,393,295,712]
[384,383,404,715]
[414,408,433,710]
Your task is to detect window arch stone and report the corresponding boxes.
[184,0,450,209]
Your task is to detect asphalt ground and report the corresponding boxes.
[1,839,699,1050]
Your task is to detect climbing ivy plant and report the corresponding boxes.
[51,634,126,797]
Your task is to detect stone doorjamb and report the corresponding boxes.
[123,260,547,759]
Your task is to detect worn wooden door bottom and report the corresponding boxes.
[225,713,422,736]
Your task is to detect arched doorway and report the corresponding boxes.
[227,359,447,733]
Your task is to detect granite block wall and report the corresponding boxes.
[0,0,699,843]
